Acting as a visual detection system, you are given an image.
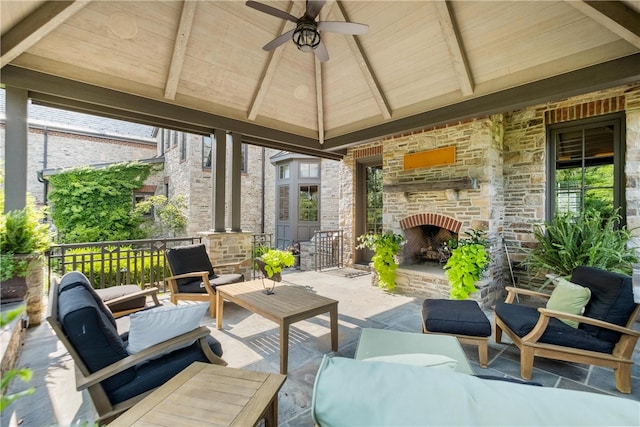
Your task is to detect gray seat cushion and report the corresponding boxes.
[96,285,147,313]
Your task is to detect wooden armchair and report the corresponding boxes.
[494,266,640,393]
[47,271,227,423]
[95,285,161,318]
[165,243,244,317]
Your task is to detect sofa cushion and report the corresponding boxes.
[571,266,635,343]
[495,302,615,354]
[311,356,640,427]
[57,283,136,393]
[108,335,223,405]
[546,278,591,328]
[166,244,216,287]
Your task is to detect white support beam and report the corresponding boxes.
[434,1,474,96]
[164,1,197,100]
[248,2,296,121]
[567,1,640,49]
[335,1,392,120]
[1,1,90,68]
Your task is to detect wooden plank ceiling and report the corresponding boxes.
[1,0,640,159]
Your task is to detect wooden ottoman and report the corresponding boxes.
[421,299,492,368]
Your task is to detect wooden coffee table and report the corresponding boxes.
[216,279,339,374]
[111,362,286,426]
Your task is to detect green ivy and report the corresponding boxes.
[357,231,406,290]
[47,162,158,243]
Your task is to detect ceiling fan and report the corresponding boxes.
[246,0,368,62]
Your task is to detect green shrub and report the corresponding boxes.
[61,246,166,287]
[526,209,638,280]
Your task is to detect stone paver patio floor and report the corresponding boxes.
[3,269,639,426]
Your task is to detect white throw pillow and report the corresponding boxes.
[126,302,209,355]
[362,353,459,371]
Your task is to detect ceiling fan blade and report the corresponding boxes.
[315,40,329,62]
[305,0,326,20]
[317,21,369,35]
[263,29,295,51]
[246,1,298,23]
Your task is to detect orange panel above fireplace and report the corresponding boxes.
[404,146,455,170]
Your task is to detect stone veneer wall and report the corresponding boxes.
[382,116,505,307]
[502,83,640,287]
[199,231,253,280]
[163,135,277,237]
[342,82,640,306]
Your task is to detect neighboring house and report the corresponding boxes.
[0,88,341,245]
[0,88,158,206]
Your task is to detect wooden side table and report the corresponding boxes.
[111,362,286,426]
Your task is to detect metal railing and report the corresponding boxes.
[47,237,202,292]
[313,229,344,271]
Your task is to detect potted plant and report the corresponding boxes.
[444,229,490,300]
[526,209,638,288]
[0,201,51,325]
[356,231,406,290]
[255,248,295,294]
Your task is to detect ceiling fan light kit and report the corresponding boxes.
[246,0,368,62]
[293,19,321,53]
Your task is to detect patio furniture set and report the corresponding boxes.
[47,243,640,426]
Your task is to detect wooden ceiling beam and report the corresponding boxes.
[334,1,392,120]
[434,1,474,96]
[1,65,323,151]
[248,2,296,121]
[164,1,197,100]
[323,53,640,151]
[567,1,640,49]
[1,1,90,68]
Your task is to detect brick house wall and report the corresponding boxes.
[0,125,157,206]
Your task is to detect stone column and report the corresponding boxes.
[24,256,44,326]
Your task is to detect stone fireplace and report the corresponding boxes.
[399,213,462,266]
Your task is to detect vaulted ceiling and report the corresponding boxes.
[2,1,640,159]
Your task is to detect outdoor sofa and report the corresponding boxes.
[311,356,640,426]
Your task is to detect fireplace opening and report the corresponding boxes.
[402,225,457,266]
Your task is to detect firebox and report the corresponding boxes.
[399,213,462,266]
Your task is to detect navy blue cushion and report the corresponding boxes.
[571,266,635,343]
[166,244,216,287]
[179,276,216,293]
[57,284,136,393]
[59,271,117,329]
[495,302,615,354]
[422,299,491,337]
[107,335,223,404]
